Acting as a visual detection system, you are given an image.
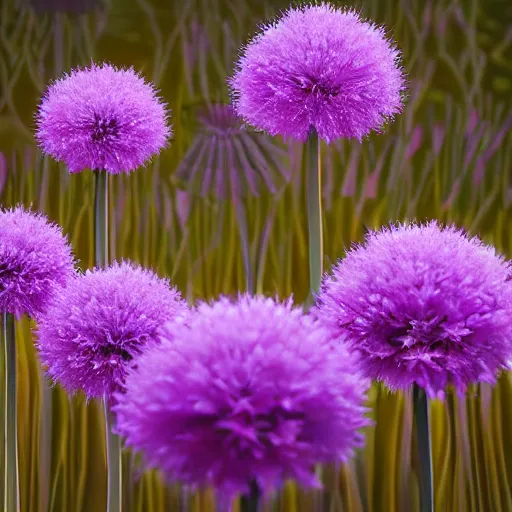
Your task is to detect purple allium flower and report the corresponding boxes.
[230,3,405,143]
[175,103,289,199]
[36,261,187,399]
[35,62,170,174]
[0,206,75,319]
[315,222,512,399]
[114,295,369,499]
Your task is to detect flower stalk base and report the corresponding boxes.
[240,481,260,512]
[4,311,20,512]
[104,398,122,512]
[413,384,434,512]
[306,129,323,305]
[94,170,122,512]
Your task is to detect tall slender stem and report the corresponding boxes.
[305,129,323,304]
[234,198,254,294]
[94,170,109,268]
[104,398,122,512]
[240,481,260,512]
[94,170,121,512]
[413,384,434,512]
[4,312,19,512]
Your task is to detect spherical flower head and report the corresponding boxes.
[37,261,187,399]
[230,3,405,143]
[114,295,369,499]
[0,206,75,319]
[35,62,171,174]
[315,222,512,398]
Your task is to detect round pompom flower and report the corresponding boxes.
[315,222,512,398]
[35,62,170,174]
[36,261,187,399]
[114,295,369,499]
[230,3,405,143]
[0,206,75,319]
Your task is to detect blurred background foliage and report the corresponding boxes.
[0,0,511,510]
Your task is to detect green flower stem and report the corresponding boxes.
[234,198,254,294]
[104,398,122,512]
[94,170,122,512]
[305,129,323,305]
[94,170,109,268]
[4,311,19,512]
[413,384,434,512]
[240,481,260,512]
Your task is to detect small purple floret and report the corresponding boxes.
[315,221,512,398]
[0,206,75,319]
[36,62,170,174]
[230,3,405,143]
[114,295,369,499]
[37,261,187,399]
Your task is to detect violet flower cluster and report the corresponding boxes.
[230,3,405,142]
[37,261,187,399]
[114,295,370,499]
[0,206,75,319]
[315,222,512,398]
[36,63,170,174]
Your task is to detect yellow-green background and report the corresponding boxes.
[1,0,511,510]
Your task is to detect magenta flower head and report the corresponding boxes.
[36,261,187,400]
[315,222,512,399]
[0,206,74,319]
[35,62,170,174]
[175,103,289,200]
[114,295,369,499]
[230,3,405,143]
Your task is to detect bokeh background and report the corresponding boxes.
[1,0,511,510]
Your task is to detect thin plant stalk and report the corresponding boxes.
[305,128,323,304]
[38,372,52,512]
[4,311,19,512]
[104,398,122,512]
[94,170,109,268]
[240,481,260,512]
[94,170,122,512]
[234,198,254,294]
[413,383,434,512]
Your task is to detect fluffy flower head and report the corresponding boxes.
[115,295,369,499]
[36,62,170,174]
[0,206,74,319]
[230,3,405,142]
[37,261,187,399]
[315,222,512,398]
